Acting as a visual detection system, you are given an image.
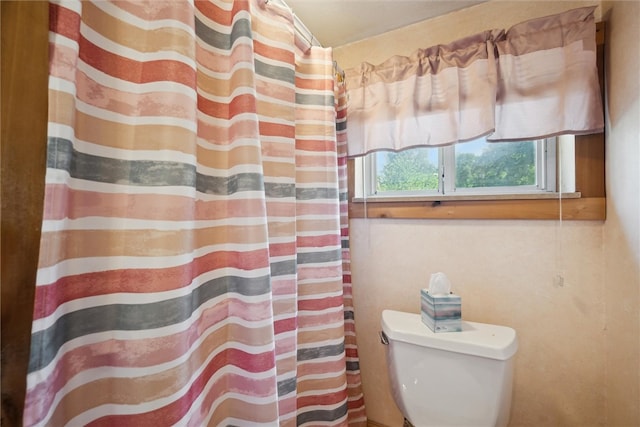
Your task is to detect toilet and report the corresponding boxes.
[381,309,518,427]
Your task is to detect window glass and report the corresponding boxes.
[364,137,556,197]
[375,147,439,193]
[454,139,536,189]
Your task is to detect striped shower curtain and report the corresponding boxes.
[25,0,365,425]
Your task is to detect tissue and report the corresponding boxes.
[421,272,461,333]
[428,272,452,296]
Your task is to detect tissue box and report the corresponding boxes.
[421,289,461,333]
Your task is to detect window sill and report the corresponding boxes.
[353,191,582,203]
[348,195,605,220]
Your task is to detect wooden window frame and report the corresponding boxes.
[347,23,606,221]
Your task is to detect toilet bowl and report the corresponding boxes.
[381,309,518,427]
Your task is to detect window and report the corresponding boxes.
[358,136,568,200]
[347,22,604,220]
[348,132,604,220]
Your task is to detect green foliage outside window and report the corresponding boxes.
[456,141,535,188]
[377,149,438,191]
[377,141,535,192]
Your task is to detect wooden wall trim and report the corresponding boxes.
[349,197,605,220]
[575,24,606,199]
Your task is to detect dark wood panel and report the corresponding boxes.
[1,2,49,425]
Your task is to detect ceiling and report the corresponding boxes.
[284,0,485,47]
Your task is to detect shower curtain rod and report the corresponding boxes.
[265,0,321,47]
[265,0,345,79]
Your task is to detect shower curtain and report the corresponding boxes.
[25,0,365,425]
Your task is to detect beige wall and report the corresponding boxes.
[351,220,606,426]
[336,1,639,426]
[333,1,600,70]
[602,1,640,426]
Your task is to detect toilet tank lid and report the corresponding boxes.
[381,310,518,361]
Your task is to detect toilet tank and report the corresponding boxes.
[381,310,518,427]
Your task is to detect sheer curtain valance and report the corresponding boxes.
[344,6,604,157]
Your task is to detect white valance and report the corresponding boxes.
[345,7,604,157]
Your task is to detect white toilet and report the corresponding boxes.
[381,309,518,427]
